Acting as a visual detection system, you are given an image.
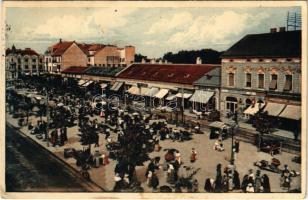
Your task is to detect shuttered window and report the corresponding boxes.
[246,73,252,87]
[269,74,278,90]
[228,73,234,86]
[283,75,292,91]
[258,74,264,88]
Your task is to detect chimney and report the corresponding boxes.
[150,59,155,64]
[279,27,286,32]
[141,58,146,63]
[196,57,202,64]
[59,38,62,43]
[270,28,277,33]
[158,59,162,64]
[164,60,168,64]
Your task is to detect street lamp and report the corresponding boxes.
[43,87,50,147]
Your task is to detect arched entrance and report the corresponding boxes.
[226,96,238,113]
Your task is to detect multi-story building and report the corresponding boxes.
[45,40,89,73]
[220,28,301,129]
[5,45,45,79]
[45,39,135,73]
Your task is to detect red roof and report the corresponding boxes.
[61,66,89,74]
[117,64,220,85]
[51,41,74,56]
[88,44,105,51]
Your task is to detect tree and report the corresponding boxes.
[163,49,222,64]
[254,110,272,134]
[134,53,148,62]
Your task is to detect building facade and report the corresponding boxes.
[220,29,301,121]
[45,39,135,73]
[6,45,45,79]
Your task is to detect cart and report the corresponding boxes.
[208,121,230,140]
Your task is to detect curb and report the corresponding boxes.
[6,122,107,192]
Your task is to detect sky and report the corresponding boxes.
[5,6,301,58]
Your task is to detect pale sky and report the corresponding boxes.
[5,6,301,58]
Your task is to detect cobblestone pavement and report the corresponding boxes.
[5,110,301,193]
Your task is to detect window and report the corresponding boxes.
[246,73,252,87]
[284,75,292,91]
[269,74,278,90]
[226,96,238,113]
[39,65,43,70]
[32,58,36,62]
[24,58,29,62]
[258,74,264,88]
[24,65,29,69]
[32,65,36,69]
[228,73,235,86]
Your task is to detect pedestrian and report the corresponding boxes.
[222,175,229,192]
[175,151,182,164]
[233,170,241,190]
[254,170,262,193]
[241,175,249,192]
[113,173,122,192]
[204,178,212,192]
[261,174,271,193]
[167,163,175,184]
[214,164,223,192]
[235,139,240,153]
[147,170,153,187]
[190,148,197,163]
[246,183,255,193]
[151,172,159,191]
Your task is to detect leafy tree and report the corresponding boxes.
[163,49,222,64]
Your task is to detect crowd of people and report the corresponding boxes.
[5,76,299,193]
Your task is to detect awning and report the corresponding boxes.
[189,90,214,104]
[83,80,93,87]
[78,79,86,86]
[209,121,229,129]
[145,87,159,97]
[127,86,140,95]
[140,87,150,96]
[175,92,192,99]
[263,102,286,116]
[166,95,176,101]
[244,103,265,115]
[279,105,301,120]
[154,89,169,99]
[110,82,123,91]
[100,83,108,89]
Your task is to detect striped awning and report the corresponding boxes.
[166,95,176,101]
[189,90,214,104]
[140,87,150,96]
[83,80,93,87]
[279,105,301,120]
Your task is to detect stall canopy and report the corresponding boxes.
[208,121,229,129]
[175,92,192,99]
[154,89,169,99]
[140,87,150,96]
[83,80,93,87]
[78,79,87,86]
[127,86,140,95]
[166,95,176,101]
[100,83,108,89]
[189,90,214,104]
[110,82,123,91]
[263,102,286,116]
[244,103,265,115]
[145,87,159,97]
[279,104,301,120]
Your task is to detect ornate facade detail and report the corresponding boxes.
[226,66,237,73]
